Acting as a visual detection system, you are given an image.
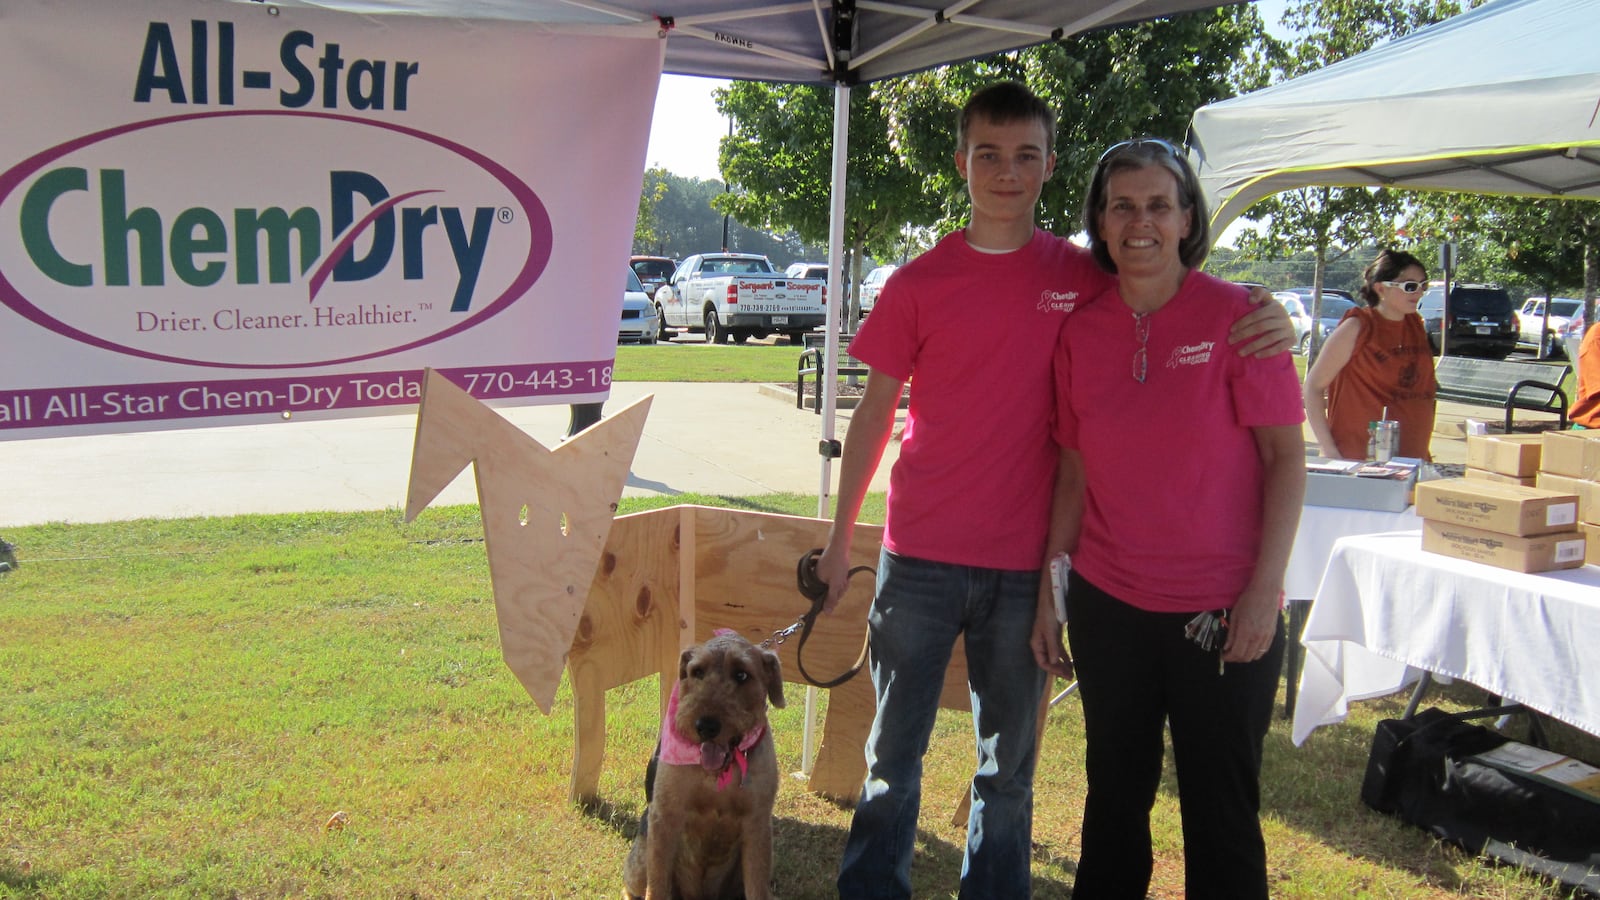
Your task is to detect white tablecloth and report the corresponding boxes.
[1286,505,1421,599]
[1291,531,1600,745]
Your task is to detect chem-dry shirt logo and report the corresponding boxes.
[0,111,552,369]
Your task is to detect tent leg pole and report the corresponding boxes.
[803,83,852,779]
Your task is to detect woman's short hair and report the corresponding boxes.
[1359,249,1428,306]
[1082,138,1211,274]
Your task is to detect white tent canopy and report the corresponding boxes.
[1190,0,1600,233]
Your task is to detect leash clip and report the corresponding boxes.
[775,548,874,688]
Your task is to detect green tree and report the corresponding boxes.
[876,6,1267,237]
[1234,184,1401,353]
[1405,194,1599,347]
[710,6,1265,323]
[635,166,671,254]
[632,171,827,265]
[715,83,938,323]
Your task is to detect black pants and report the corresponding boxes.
[1064,570,1283,900]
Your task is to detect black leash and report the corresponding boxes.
[757,548,874,688]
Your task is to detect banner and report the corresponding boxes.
[0,0,662,439]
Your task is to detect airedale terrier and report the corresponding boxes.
[624,631,786,900]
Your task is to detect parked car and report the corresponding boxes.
[1560,309,1587,364]
[618,266,659,344]
[655,252,826,344]
[1517,296,1582,357]
[1417,283,1518,359]
[1271,291,1313,354]
[1281,287,1358,349]
[629,255,677,301]
[785,262,830,281]
[858,264,898,317]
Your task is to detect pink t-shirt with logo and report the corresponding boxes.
[1052,269,1304,612]
[850,229,1113,570]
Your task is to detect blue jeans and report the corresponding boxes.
[836,550,1048,899]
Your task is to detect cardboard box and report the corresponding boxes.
[1422,520,1588,573]
[1413,478,1579,536]
[1305,459,1416,512]
[1465,468,1537,487]
[1466,433,1544,477]
[1535,471,1598,524]
[1582,522,1600,566]
[1541,430,1600,480]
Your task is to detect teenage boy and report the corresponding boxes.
[816,81,1293,899]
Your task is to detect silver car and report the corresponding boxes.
[1517,296,1582,358]
[618,267,660,344]
[858,264,898,317]
[1272,291,1313,354]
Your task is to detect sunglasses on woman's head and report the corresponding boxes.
[1097,137,1184,164]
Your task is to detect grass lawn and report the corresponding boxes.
[612,339,1582,401]
[614,342,810,383]
[0,496,1585,899]
[1,338,1589,897]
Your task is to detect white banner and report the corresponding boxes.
[0,0,662,439]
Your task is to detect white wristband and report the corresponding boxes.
[1048,552,1070,624]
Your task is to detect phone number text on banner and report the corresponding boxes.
[0,362,613,432]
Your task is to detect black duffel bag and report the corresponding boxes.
[1362,707,1600,895]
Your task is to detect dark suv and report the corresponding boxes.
[1417,284,1518,359]
[629,256,677,301]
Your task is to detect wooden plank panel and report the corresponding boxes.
[405,369,651,713]
[566,507,681,802]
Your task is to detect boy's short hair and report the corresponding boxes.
[957,81,1057,153]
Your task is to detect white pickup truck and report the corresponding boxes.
[655,253,826,344]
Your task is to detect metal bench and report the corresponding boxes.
[1433,356,1572,433]
[796,334,868,414]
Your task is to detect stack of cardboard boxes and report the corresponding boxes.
[1419,430,1600,572]
[1536,430,1600,566]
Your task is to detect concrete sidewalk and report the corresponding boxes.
[0,377,1555,528]
[0,382,892,528]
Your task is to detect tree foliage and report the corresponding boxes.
[875,6,1266,237]
[704,5,1264,314]
[1405,194,1600,331]
[635,166,670,251]
[715,82,939,315]
[632,170,827,266]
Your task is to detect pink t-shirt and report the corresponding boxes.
[1052,269,1304,612]
[850,229,1113,570]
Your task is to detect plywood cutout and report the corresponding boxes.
[405,368,651,713]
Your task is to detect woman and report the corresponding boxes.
[1303,250,1438,460]
[1029,138,1305,900]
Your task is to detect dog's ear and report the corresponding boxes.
[760,647,786,708]
[679,647,695,681]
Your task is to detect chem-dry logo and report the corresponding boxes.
[0,110,552,369]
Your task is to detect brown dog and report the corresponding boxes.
[624,632,786,899]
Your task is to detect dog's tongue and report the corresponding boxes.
[700,742,727,771]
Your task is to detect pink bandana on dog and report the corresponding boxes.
[658,679,767,791]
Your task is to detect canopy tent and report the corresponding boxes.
[261,0,1232,85]
[1190,0,1600,233]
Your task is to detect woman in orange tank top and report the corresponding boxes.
[1303,249,1438,461]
